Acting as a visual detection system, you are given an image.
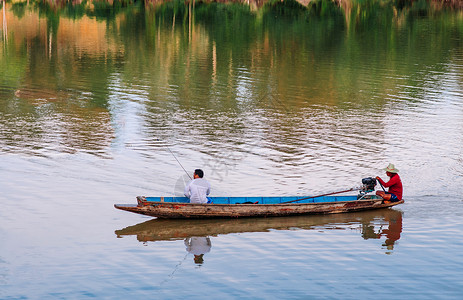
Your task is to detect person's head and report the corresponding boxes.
[194,169,204,179]
[384,239,395,250]
[194,254,204,264]
[383,163,398,177]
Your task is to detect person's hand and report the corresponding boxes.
[375,176,380,180]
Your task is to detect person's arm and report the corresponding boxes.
[184,182,191,198]
[184,238,192,251]
[377,175,399,188]
[376,176,386,186]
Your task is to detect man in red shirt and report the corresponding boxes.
[376,163,403,203]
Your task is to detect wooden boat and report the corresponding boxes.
[114,194,404,219]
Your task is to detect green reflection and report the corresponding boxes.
[1,0,463,156]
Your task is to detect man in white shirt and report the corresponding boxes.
[184,169,211,204]
[184,236,211,265]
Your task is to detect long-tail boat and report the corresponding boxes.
[114,178,403,219]
[114,195,403,219]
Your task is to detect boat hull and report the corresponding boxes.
[114,196,404,219]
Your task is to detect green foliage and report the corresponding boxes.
[262,0,307,17]
[62,0,86,20]
[11,2,27,19]
[0,45,28,96]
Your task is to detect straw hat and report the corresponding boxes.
[384,163,399,173]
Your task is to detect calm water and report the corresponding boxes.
[1,0,463,298]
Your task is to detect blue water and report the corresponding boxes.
[2,1,463,298]
[2,170,463,299]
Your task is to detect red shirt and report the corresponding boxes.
[377,174,403,200]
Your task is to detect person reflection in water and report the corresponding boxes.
[184,236,212,265]
[184,169,211,204]
[377,212,403,250]
[361,210,403,251]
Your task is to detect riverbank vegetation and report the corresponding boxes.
[3,0,463,21]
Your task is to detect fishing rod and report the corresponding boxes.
[159,252,189,286]
[158,139,192,180]
[159,139,212,202]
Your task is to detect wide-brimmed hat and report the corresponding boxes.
[384,163,399,173]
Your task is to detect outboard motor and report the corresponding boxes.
[358,177,377,199]
[361,177,377,192]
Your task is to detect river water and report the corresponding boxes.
[1,0,463,298]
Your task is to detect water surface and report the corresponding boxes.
[1,0,463,298]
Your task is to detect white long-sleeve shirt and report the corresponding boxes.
[184,237,212,255]
[184,178,211,204]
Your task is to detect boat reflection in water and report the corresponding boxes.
[115,208,403,257]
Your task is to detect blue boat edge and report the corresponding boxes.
[137,194,381,205]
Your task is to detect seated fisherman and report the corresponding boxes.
[184,169,211,204]
[376,163,403,202]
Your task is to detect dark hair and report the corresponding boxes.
[194,169,204,178]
